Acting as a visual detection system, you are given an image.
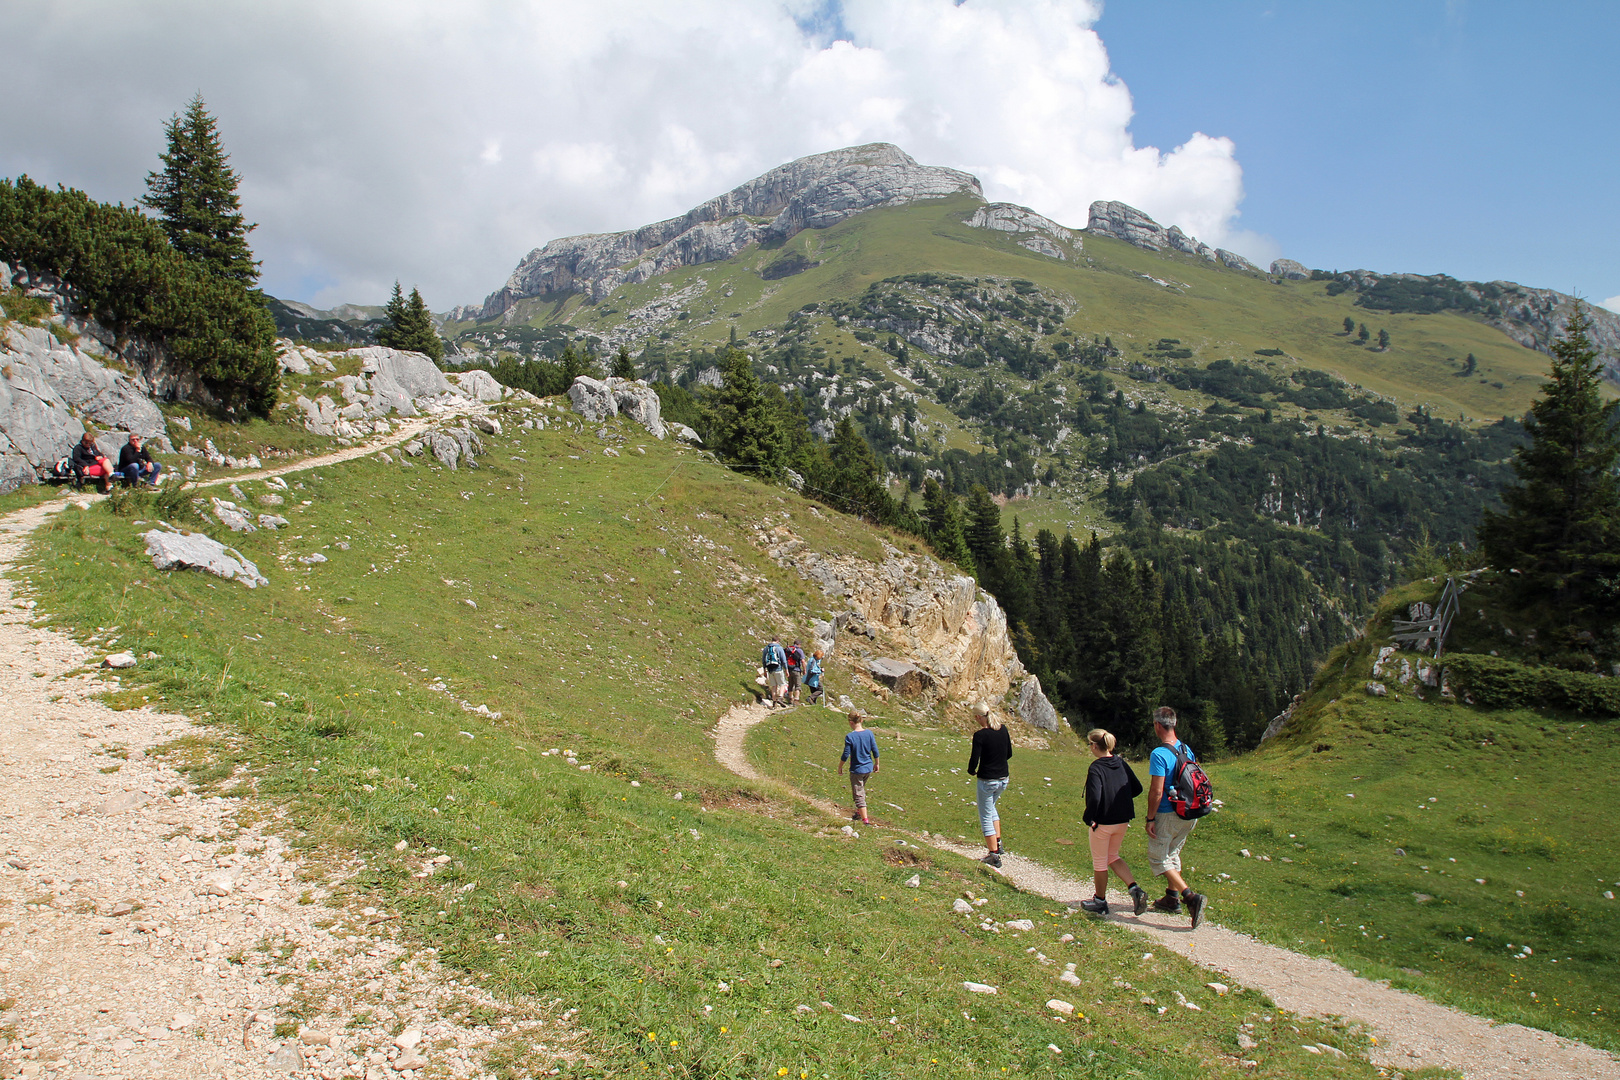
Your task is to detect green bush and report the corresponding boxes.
[0,176,278,415]
[1444,653,1620,717]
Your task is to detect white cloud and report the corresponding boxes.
[1601,295,1620,315]
[0,0,1254,308]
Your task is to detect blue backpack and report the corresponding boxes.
[762,643,784,670]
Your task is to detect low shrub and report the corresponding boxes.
[1444,653,1620,717]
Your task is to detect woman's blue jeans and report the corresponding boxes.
[976,777,1008,836]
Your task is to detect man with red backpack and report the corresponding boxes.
[784,640,806,705]
[1144,706,1210,929]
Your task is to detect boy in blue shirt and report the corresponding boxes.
[837,710,880,825]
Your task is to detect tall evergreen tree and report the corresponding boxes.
[376,282,443,362]
[141,95,258,285]
[1479,310,1620,611]
[922,479,975,573]
[707,347,786,478]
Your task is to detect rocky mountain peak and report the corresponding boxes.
[473,143,983,318]
[1085,200,1257,272]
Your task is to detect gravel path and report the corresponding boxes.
[0,432,577,1080]
[713,701,1620,1080]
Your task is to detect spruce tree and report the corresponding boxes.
[1479,310,1620,611]
[141,95,259,285]
[612,344,635,379]
[922,479,975,573]
[707,347,785,478]
[376,282,443,362]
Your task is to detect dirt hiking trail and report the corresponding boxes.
[713,700,1620,1080]
[0,431,577,1080]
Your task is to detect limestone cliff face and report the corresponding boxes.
[476,144,982,316]
[755,522,1060,732]
[964,203,1079,260]
[1085,200,1257,272]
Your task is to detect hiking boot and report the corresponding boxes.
[1079,896,1109,915]
[982,852,1002,868]
[1151,893,1182,915]
[1129,884,1149,916]
[1186,891,1208,929]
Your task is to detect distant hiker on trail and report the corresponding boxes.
[805,649,824,705]
[1145,706,1209,928]
[761,636,788,707]
[118,433,162,488]
[70,431,112,493]
[966,702,1012,868]
[785,639,806,705]
[1079,728,1149,916]
[837,709,879,825]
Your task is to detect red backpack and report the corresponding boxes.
[1168,743,1214,820]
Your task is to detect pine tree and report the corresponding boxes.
[1479,310,1620,611]
[707,347,786,478]
[376,282,443,362]
[612,344,635,379]
[141,95,259,285]
[1343,316,1355,335]
[922,479,975,573]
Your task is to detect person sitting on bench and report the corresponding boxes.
[118,433,162,487]
[70,430,113,493]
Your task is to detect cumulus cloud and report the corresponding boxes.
[1602,296,1620,315]
[0,0,1255,308]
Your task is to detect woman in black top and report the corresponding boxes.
[966,702,1012,867]
[1079,728,1148,916]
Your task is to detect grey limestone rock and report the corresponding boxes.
[428,430,462,469]
[450,368,503,402]
[1016,675,1061,733]
[671,423,702,444]
[144,529,268,588]
[478,143,982,312]
[1086,200,1257,271]
[567,376,617,422]
[965,203,1079,260]
[257,514,290,529]
[209,498,257,533]
[567,376,665,438]
[1270,258,1311,280]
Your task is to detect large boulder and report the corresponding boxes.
[450,369,503,402]
[867,658,936,697]
[567,376,619,422]
[143,529,268,589]
[1016,676,1061,733]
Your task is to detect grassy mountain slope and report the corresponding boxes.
[747,577,1620,1051]
[7,409,1389,1079]
[467,194,1558,425]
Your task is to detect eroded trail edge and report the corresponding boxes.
[713,701,1620,1080]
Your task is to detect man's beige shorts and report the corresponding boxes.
[1148,814,1198,876]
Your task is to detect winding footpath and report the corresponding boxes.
[714,700,1620,1080]
[0,423,576,1080]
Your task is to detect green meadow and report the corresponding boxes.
[747,585,1620,1051]
[4,408,1392,1079]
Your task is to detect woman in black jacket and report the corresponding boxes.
[966,702,1012,868]
[1080,729,1148,915]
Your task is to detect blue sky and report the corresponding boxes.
[1098,1,1620,306]
[0,1,1614,311]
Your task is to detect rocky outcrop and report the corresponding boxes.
[0,272,171,492]
[758,525,1060,729]
[964,203,1079,260]
[475,144,982,314]
[1085,201,1258,272]
[288,344,486,438]
[566,376,665,438]
[1270,259,1311,281]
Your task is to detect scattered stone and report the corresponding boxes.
[394,1028,423,1050]
[299,1029,333,1046]
[1206,982,1229,995]
[952,898,974,915]
[1005,919,1034,932]
[904,874,920,888]
[168,1012,194,1030]
[102,652,136,669]
[1059,971,1081,987]
[1365,681,1388,697]
[1413,893,1433,903]
[962,982,998,995]
[1237,1032,1259,1051]
[1046,999,1074,1015]
[98,791,150,816]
